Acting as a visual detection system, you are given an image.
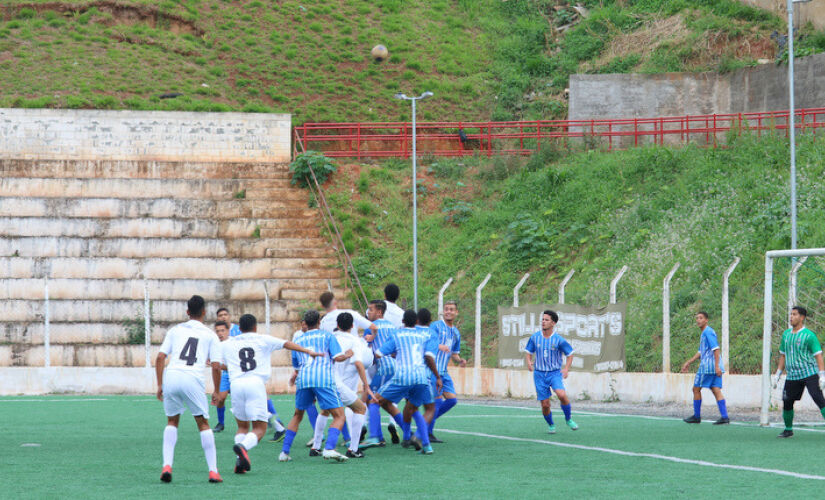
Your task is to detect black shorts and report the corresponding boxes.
[783,374,822,402]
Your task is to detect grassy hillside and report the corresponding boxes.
[320,133,825,373]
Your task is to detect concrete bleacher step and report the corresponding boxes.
[0,159,293,180]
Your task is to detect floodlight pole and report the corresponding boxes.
[787,0,811,250]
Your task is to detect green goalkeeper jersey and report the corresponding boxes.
[779,327,822,380]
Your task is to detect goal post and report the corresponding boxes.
[761,248,825,426]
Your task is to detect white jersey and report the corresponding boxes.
[333,331,366,389]
[320,308,372,336]
[159,320,221,380]
[384,301,404,328]
[220,333,286,383]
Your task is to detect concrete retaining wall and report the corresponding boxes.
[739,0,825,31]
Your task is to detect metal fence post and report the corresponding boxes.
[474,273,492,395]
[662,263,680,373]
[788,256,807,327]
[438,277,453,321]
[513,273,530,307]
[722,257,740,373]
[761,255,774,426]
[609,266,628,304]
[558,269,575,304]
[144,277,151,368]
[44,277,50,368]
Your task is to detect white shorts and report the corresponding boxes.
[334,374,359,407]
[163,370,209,418]
[230,377,269,423]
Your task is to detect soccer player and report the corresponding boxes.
[361,299,400,448]
[772,306,825,438]
[279,310,350,462]
[374,309,442,455]
[680,311,729,425]
[155,295,223,483]
[292,320,322,447]
[319,291,377,337]
[426,300,467,443]
[217,313,320,473]
[524,310,578,434]
[383,283,404,328]
[214,308,240,433]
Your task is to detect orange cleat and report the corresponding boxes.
[233,444,251,472]
[208,471,223,483]
[160,465,172,483]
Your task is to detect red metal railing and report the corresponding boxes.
[293,108,825,158]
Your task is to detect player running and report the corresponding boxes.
[524,310,578,434]
[361,299,400,448]
[680,311,729,425]
[773,306,825,438]
[217,314,320,474]
[426,300,467,443]
[213,308,241,433]
[155,295,223,484]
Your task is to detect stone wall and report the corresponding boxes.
[739,0,825,30]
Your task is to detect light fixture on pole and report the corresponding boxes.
[394,91,433,310]
[787,0,811,250]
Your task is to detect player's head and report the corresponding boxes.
[215,321,230,341]
[337,312,354,332]
[791,306,807,327]
[304,309,321,329]
[367,299,386,320]
[300,320,308,333]
[239,314,257,333]
[695,311,709,328]
[384,283,400,303]
[542,310,558,331]
[402,309,417,328]
[443,300,458,323]
[417,308,432,326]
[319,291,335,310]
[216,307,230,323]
[187,295,206,320]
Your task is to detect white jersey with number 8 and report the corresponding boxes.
[159,320,221,380]
[220,333,286,384]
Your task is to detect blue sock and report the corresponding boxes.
[307,405,318,428]
[402,417,413,440]
[693,399,702,418]
[341,418,351,442]
[717,399,728,419]
[429,399,444,434]
[437,397,457,418]
[267,399,276,415]
[561,404,572,421]
[544,412,554,426]
[325,427,340,450]
[413,411,430,447]
[392,413,410,440]
[368,403,384,440]
[282,429,296,454]
[217,406,225,425]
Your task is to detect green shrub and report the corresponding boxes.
[290,151,337,188]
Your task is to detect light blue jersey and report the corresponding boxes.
[291,328,342,390]
[697,326,723,374]
[429,320,460,374]
[371,318,397,376]
[525,331,573,372]
[229,323,241,337]
[379,327,436,386]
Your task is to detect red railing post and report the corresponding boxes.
[487,124,492,158]
[634,118,638,147]
[712,114,717,148]
[356,123,361,161]
[608,122,612,151]
[536,121,541,152]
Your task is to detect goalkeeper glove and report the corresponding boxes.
[819,371,825,391]
[772,369,783,389]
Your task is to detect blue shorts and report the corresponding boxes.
[219,372,231,393]
[378,382,434,407]
[430,372,456,398]
[369,373,392,394]
[534,370,565,401]
[694,373,723,389]
[295,386,342,411]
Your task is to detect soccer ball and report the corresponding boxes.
[371,44,389,62]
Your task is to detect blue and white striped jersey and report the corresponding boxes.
[525,331,573,372]
[371,318,397,377]
[697,326,723,374]
[429,320,461,374]
[229,323,241,337]
[291,328,342,390]
[378,327,436,386]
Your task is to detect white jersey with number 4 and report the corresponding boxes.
[220,333,286,384]
[159,320,221,380]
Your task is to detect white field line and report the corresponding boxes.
[437,428,825,481]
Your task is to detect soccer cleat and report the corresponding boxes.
[419,444,433,455]
[401,439,412,449]
[566,419,579,430]
[547,425,556,434]
[359,437,383,449]
[428,434,444,443]
[777,430,794,438]
[683,415,701,424]
[360,426,368,443]
[208,471,223,483]
[713,417,730,425]
[322,449,349,462]
[233,444,251,472]
[409,437,422,451]
[160,465,172,483]
[306,438,315,448]
[213,423,225,433]
[269,430,285,442]
[345,449,365,458]
[278,452,292,462]
[233,457,245,474]
[309,448,322,457]
[388,424,400,444]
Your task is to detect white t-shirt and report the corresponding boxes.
[384,301,404,328]
[220,333,286,383]
[159,320,221,379]
[333,331,370,388]
[320,308,373,336]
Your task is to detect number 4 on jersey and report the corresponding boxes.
[179,337,199,366]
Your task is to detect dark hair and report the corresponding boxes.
[792,306,808,318]
[384,283,400,302]
[402,309,417,328]
[542,310,558,323]
[215,321,229,330]
[239,314,257,333]
[304,309,321,328]
[417,308,432,326]
[319,291,335,309]
[369,299,386,314]
[187,295,205,317]
[444,300,458,309]
[216,307,229,315]
[696,311,709,320]
[337,312,354,331]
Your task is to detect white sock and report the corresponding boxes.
[234,433,245,445]
[162,426,177,467]
[273,419,285,432]
[200,429,218,473]
[313,415,328,450]
[349,412,365,451]
[241,432,258,451]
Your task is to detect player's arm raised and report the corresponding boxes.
[283,340,323,358]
